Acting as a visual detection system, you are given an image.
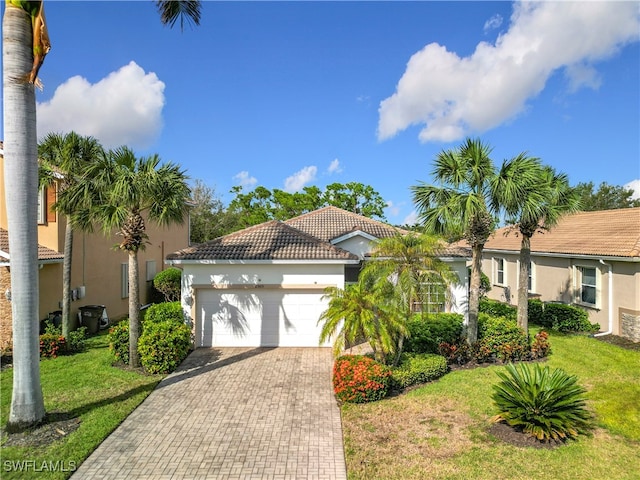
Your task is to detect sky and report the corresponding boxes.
[2,1,639,225]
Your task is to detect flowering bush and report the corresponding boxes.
[332,355,392,403]
[530,330,551,359]
[40,333,66,358]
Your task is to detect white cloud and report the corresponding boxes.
[233,171,258,188]
[327,158,342,174]
[624,179,640,200]
[37,61,165,150]
[378,2,640,143]
[385,200,401,217]
[284,166,317,192]
[403,210,419,226]
[483,14,503,34]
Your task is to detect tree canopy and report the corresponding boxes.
[227,182,387,230]
[574,181,640,211]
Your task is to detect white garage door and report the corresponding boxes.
[196,288,330,347]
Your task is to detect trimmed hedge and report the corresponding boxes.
[405,313,464,354]
[476,313,530,362]
[541,303,600,333]
[108,321,130,365]
[392,353,448,389]
[479,298,516,319]
[153,267,182,302]
[144,301,184,324]
[332,355,392,403]
[138,320,192,374]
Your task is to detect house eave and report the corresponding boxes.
[482,248,640,263]
[166,258,361,266]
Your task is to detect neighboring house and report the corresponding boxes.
[0,145,190,351]
[479,208,640,342]
[166,206,470,348]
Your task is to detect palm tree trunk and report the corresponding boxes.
[128,250,141,368]
[61,218,74,337]
[467,243,483,344]
[517,235,531,333]
[3,4,45,430]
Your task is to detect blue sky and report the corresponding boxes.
[2,1,639,225]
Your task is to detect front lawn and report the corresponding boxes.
[341,332,640,480]
[0,332,163,480]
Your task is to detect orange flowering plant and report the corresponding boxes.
[332,355,392,403]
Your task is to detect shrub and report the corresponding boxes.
[153,268,182,302]
[476,313,529,362]
[39,333,66,358]
[492,363,594,441]
[541,303,600,333]
[405,313,464,354]
[479,298,517,320]
[66,327,88,353]
[332,355,392,403]
[530,330,551,359]
[528,299,544,325]
[438,340,471,365]
[144,301,184,325]
[108,321,130,365]
[391,353,448,389]
[138,320,192,374]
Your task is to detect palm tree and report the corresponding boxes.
[3,0,201,429]
[411,138,497,345]
[365,233,459,364]
[491,155,580,332]
[318,272,406,364]
[63,147,190,367]
[38,132,104,338]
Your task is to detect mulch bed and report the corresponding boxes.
[1,412,81,448]
[488,422,564,449]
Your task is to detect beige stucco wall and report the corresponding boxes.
[481,251,640,338]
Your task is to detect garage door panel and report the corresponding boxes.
[196,289,329,347]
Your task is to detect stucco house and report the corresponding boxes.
[479,208,640,342]
[0,145,190,351]
[166,206,470,348]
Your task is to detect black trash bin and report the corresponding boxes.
[79,305,105,335]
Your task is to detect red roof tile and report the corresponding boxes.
[0,228,64,263]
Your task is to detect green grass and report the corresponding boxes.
[1,332,163,480]
[342,331,640,480]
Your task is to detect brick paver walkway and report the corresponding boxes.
[71,347,346,480]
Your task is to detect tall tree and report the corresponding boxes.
[364,233,459,365]
[64,147,190,368]
[323,182,387,220]
[2,0,200,429]
[189,179,238,243]
[573,181,640,211]
[491,155,580,332]
[3,0,49,431]
[411,138,497,345]
[38,132,104,337]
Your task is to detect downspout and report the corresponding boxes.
[594,259,613,337]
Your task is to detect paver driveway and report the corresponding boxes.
[72,347,346,480]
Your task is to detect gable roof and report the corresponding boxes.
[0,228,64,265]
[167,220,360,263]
[482,208,640,258]
[284,206,405,243]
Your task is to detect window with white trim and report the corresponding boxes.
[494,258,505,285]
[517,260,535,292]
[37,188,46,224]
[121,263,129,298]
[576,266,597,306]
[412,279,446,314]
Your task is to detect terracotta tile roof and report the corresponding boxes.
[0,228,64,263]
[284,206,406,242]
[167,220,359,262]
[481,208,640,258]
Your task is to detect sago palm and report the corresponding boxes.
[492,362,594,442]
[411,138,497,344]
[491,155,581,331]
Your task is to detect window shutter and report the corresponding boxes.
[46,184,57,223]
